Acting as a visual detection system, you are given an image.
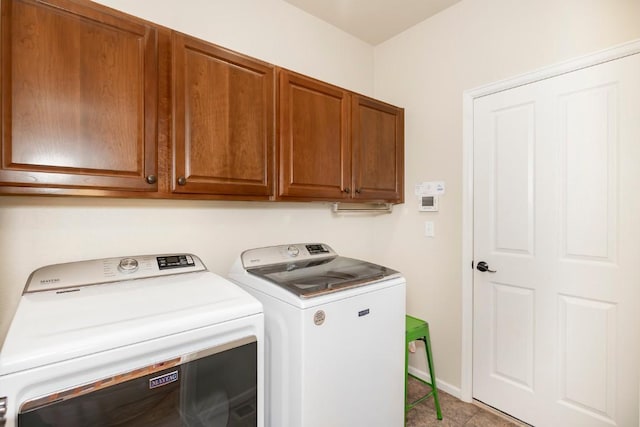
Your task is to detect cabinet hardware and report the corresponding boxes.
[145,175,157,184]
[343,187,351,194]
[177,176,187,186]
[355,188,361,194]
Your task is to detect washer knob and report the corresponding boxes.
[287,246,300,257]
[118,258,139,273]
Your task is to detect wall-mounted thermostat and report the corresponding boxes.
[418,195,439,212]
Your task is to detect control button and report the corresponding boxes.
[287,246,300,257]
[118,258,139,273]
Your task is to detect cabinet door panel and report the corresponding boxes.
[278,70,350,200]
[352,96,404,202]
[173,33,274,196]
[0,0,158,191]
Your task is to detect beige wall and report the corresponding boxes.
[374,0,640,393]
[94,0,375,95]
[0,0,378,344]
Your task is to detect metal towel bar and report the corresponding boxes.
[331,202,393,213]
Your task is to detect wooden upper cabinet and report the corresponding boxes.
[278,69,404,203]
[278,70,351,200]
[0,0,402,202]
[172,32,274,197]
[0,0,159,192]
[351,95,404,203]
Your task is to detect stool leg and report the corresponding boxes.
[405,336,410,425]
[422,325,442,420]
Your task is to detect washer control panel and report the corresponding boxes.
[25,254,206,294]
[241,243,336,268]
[157,254,195,270]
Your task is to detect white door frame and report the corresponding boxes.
[460,38,640,403]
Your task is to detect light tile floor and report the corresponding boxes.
[406,377,524,427]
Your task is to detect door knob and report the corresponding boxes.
[476,261,496,273]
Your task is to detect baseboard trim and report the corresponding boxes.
[407,366,462,400]
[408,366,532,425]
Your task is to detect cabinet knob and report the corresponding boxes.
[145,175,157,184]
[355,188,361,194]
[177,176,187,186]
[343,187,351,194]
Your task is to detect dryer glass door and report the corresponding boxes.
[18,339,257,426]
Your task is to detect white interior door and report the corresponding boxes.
[472,53,640,426]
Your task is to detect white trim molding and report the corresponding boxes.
[408,366,462,400]
[460,38,640,403]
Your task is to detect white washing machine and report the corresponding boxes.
[0,254,263,427]
[228,243,406,427]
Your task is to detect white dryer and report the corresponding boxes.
[228,243,406,427]
[0,254,263,427]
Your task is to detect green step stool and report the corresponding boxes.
[405,315,442,422]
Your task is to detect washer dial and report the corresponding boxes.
[118,258,139,273]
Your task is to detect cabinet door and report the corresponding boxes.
[172,32,274,197]
[278,70,351,200]
[0,0,158,192]
[351,95,404,202]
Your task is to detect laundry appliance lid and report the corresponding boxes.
[243,244,401,298]
[0,254,262,377]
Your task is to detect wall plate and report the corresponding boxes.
[418,195,439,211]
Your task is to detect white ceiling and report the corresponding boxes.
[283,0,462,45]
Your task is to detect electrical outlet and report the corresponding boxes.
[424,221,434,237]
